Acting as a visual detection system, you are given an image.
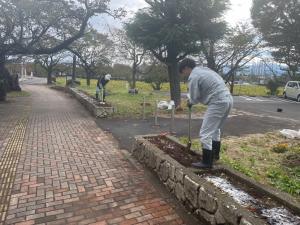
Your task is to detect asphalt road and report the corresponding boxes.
[233,96,300,122]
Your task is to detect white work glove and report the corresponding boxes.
[187,93,193,108]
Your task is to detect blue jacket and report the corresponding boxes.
[97,77,109,88]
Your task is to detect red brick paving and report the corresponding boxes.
[0,85,192,225]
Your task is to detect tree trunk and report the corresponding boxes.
[207,43,217,72]
[0,55,8,101]
[87,76,90,86]
[0,55,6,79]
[0,55,8,79]
[207,56,217,72]
[167,62,181,107]
[230,72,235,94]
[86,71,91,86]
[72,55,76,85]
[47,70,52,85]
[291,70,298,80]
[131,63,137,89]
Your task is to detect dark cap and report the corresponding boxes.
[179,58,196,73]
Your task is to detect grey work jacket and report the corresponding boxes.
[188,67,231,105]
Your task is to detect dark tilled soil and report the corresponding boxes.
[147,135,202,166]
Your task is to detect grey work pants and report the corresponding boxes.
[96,86,105,101]
[199,95,233,150]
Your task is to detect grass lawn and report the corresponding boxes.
[56,77,284,118]
[7,91,30,97]
[232,84,284,96]
[56,78,205,118]
[180,133,300,200]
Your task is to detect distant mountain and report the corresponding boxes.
[245,62,286,76]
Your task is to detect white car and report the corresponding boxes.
[283,81,300,102]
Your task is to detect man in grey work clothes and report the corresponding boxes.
[179,58,233,168]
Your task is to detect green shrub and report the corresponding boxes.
[266,79,281,96]
[144,65,168,91]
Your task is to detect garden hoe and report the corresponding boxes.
[187,105,192,151]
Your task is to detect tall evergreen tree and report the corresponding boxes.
[126,0,228,107]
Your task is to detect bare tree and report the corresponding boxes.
[34,52,68,84]
[200,24,263,93]
[111,28,151,90]
[68,29,114,86]
[0,0,123,99]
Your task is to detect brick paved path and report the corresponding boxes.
[0,85,198,225]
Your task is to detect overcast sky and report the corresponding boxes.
[91,0,253,32]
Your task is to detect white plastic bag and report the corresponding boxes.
[157,100,175,110]
[157,101,170,110]
[279,129,300,139]
[167,100,175,110]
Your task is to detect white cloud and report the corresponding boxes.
[225,0,253,25]
[109,0,147,13]
[90,0,148,33]
[91,0,253,32]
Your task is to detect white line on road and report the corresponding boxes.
[236,96,300,104]
[269,97,300,104]
[237,96,273,102]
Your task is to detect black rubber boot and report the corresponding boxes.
[96,93,99,100]
[213,141,221,161]
[191,149,213,169]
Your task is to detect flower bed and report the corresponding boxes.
[132,134,300,225]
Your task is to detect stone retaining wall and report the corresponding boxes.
[51,86,114,118]
[132,135,300,225]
